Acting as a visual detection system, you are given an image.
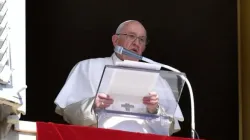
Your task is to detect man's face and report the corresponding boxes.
[112,22,147,61]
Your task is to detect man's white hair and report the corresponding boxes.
[116,20,137,34]
[115,20,147,36]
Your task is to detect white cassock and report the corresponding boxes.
[54,53,184,135]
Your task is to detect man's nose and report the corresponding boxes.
[132,38,140,46]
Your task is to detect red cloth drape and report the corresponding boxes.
[36,122,201,140]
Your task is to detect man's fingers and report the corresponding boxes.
[149,96,158,100]
[143,100,158,105]
[98,93,113,100]
[148,100,158,104]
[96,98,113,104]
[143,93,159,105]
[100,99,114,105]
[95,96,114,108]
[143,94,159,101]
[98,102,111,108]
[98,93,108,98]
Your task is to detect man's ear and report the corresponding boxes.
[112,35,118,46]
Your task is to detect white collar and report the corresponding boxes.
[111,53,123,64]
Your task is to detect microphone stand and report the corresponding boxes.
[114,46,196,138]
[142,57,196,139]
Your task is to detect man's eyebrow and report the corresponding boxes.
[127,31,146,38]
[126,31,136,34]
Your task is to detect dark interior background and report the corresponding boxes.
[24,0,238,140]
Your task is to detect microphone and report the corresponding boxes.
[114,45,197,139]
[114,46,143,60]
[114,46,181,72]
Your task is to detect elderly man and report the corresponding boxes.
[54,20,184,135]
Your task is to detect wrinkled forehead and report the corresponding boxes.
[121,22,147,37]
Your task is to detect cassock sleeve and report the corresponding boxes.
[62,97,97,126]
[54,60,98,126]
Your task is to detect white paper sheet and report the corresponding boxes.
[116,60,161,70]
[103,60,161,112]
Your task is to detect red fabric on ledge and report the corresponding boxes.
[36,122,202,140]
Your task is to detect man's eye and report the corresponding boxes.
[129,34,135,38]
[140,38,145,42]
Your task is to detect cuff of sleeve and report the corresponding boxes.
[147,104,159,114]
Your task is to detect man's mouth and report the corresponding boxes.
[130,48,139,54]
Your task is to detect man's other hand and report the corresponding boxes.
[95,93,114,108]
[143,92,159,113]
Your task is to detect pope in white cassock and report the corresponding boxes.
[54,20,184,135]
